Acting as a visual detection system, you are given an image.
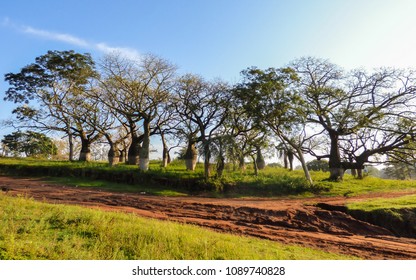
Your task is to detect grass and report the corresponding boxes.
[2,157,416,198]
[46,176,188,196]
[347,194,416,211]
[319,175,416,197]
[0,193,355,260]
[345,194,416,238]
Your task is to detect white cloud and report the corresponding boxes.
[95,43,141,61]
[2,17,141,60]
[22,26,90,48]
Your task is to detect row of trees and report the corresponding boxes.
[3,50,416,184]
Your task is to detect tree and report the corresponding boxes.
[174,74,230,180]
[232,67,314,186]
[1,131,57,158]
[307,159,329,172]
[276,143,295,170]
[292,57,416,181]
[96,53,176,170]
[4,50,100,161]
[225,103,270,172]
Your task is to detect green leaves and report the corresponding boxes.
[4,50,96,104]
[232,66,304,135]
[1,131,57,158]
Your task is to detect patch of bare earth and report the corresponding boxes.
[2,176,416,259]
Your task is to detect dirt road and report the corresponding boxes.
[2,176,416,259]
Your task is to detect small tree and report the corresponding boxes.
[232,67,314,186]
[307,159,329,172]
[1,131,57,158]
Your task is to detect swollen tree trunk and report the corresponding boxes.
[79,136,91,162]
[139,120,151,171]
[255,146,266,170]
[283,151,288,169]
[357,168,363,179]
[328,132,344,181]
[287,150,294,171]
[238,156,246,171]
[107,143,120,167]
[184,140,198,171]
[216,154,225,178]
[119,149,126,163]
[348,154,357,177]
[127,136,141,165]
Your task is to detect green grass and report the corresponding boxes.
[347,194,416,211]
[345,194,416,238]
[0,194,355,260]
[46,176,188,196]
[2,157,416,198]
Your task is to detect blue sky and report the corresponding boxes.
[1,0,416,142]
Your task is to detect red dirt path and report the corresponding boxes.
[2,175,416,260]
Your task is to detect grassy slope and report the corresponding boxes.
[2,157,416,198]
[347,194,416,211]
[0,194,354,260]
[346,195,416,238]
[2,157,416,258]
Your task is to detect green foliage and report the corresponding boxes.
[382,163,416,180]
[306,159,329,172]
[0,194,354,260]
[4,50,96,104]
[1,131,57,158]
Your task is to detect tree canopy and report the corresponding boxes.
[1,130,57,158]
[4,50,416,183]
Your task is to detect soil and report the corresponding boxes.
[2,175,416,260]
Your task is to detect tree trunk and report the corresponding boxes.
[203,140,211,180]
[127,136,141,165]
[162,148,170,168]
[283,150,288,169]
[238,157,246,171]
[279,134,313,186]
[287,150,294,171]
[348,154,357,177]
[68,131,74,162]
[251,155,258,176]
[107,143,120,167]
[184,141,197,171]
[78,136,91,162]
[328,132,343,181]
[216,155,225,178]
[139,120,151,171]
[329,167,345,181]
[295,147,313,186]
[255,146,266,170]
[119,149,126,163]
[161,132,170,168]
[357,168,363,179]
